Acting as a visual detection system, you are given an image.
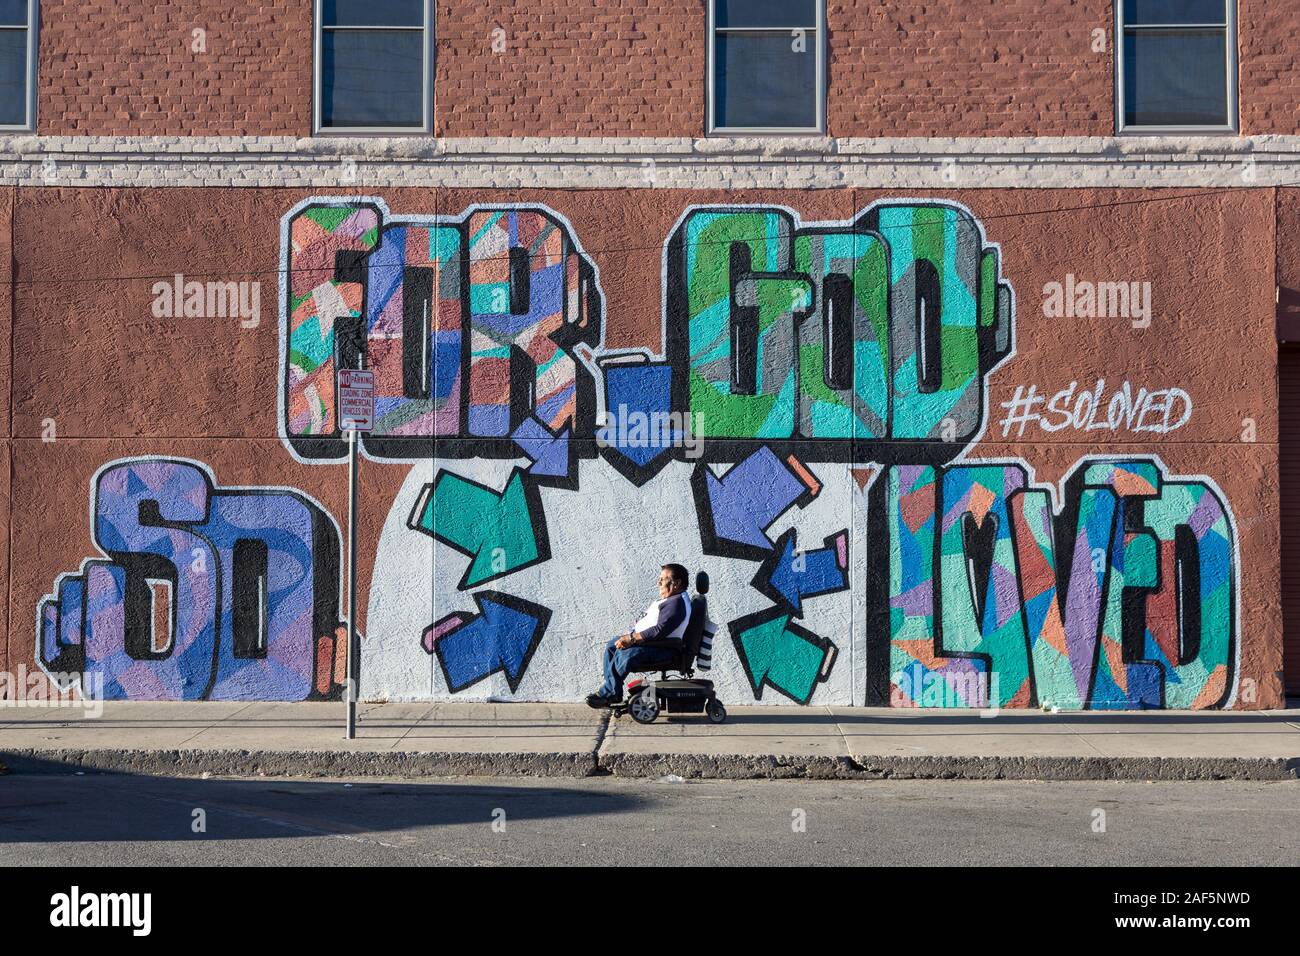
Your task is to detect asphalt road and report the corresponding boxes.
[1,771,1296,866]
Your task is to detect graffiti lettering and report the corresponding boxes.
[872,458,1236,710]
[280,199,1014,483]
[998,381,1193,438]
[281,200,602,477]
[38,459,346,701]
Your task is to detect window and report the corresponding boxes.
[315,0,431,133]
[1117,0,1236,132]
[709,0,824,134]
[0,0,36,130]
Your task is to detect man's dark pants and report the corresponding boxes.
[596,636,676,698]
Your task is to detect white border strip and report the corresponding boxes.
[4,135,1300,188]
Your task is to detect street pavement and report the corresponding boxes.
[1,772,1296,866]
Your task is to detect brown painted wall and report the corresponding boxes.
[27,1,1300,137]
[1278,188,1300,330]
[0,185,1285,707]
[0,186,12,684]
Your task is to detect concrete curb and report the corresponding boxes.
[0,749,600,778]
[600,753,1300,781]
[3,748,1296,781]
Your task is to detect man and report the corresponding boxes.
[586,564,692,707]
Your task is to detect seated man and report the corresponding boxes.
[586,564,692,708]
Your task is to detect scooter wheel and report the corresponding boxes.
[705,698,727,724]
[629,688,660,724]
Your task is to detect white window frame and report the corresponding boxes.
[0,0,38,132]
[313,0,433,135]
[1115,0,1238,135]
[707,0,826,136]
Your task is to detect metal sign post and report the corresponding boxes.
[346,427,359,739]
[337,370,374,740]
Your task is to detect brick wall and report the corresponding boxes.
[37,0,311,136]
[826,0,1113,136]
[434,0,704,137]
[1240,1,1300,135]
[26,1,1300,139]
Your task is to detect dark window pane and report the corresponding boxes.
[322,30,424,127]
[323,0,423,27]
[0,29,26,125]
[716,0,816,28]
[716,32,818,128]
[1124,30,1228,126]
[0,1,27,26]
[1124,0,1226,25]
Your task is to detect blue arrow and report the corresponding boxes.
[512,416,572,480]
[758,529,850,614]
[703,448,808,553]
[598,362,677,471]
[422,592,552,694]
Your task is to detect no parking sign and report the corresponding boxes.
[337,369,374,432]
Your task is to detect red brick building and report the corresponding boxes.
[2,0,1297,710]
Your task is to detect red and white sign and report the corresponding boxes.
[337,369,375,432]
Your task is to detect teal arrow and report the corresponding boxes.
[409,467,550,589]
[730,609,837,705]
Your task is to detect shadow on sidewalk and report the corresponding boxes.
[0,756,646,845]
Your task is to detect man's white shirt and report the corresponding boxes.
[632,593,691,641]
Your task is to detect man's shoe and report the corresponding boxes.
[586,693,617,708]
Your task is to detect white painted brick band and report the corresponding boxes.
[0,135,1298,188]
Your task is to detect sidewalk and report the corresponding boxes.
[2,702,1298,781]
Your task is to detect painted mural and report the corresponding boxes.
[36,197,1240,709]
[38,459,346,701]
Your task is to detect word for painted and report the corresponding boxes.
[879,458,1235,711]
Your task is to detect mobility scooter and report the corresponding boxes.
[611,571,727,724]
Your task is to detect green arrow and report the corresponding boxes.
[412,468,548,588]
[732,610,837,705]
